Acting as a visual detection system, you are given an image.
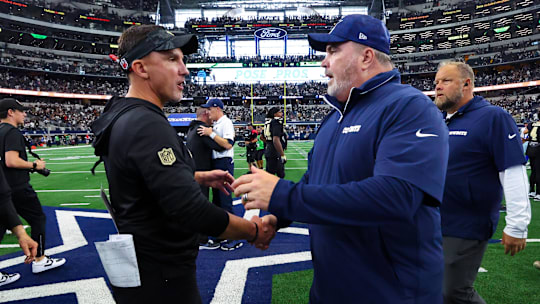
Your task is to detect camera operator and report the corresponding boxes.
[0,98,66,274]
[244,124,258,171]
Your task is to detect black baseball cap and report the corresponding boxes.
[116,28,198,71]
[0,98,28,112]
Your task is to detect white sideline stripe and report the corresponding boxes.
[60,203,91,206]
[0,244,20,248]
[31,145,92,152]
[279,227,310,235]
[236,167,307,170]
[35,189,108,192]
[211,251,312,304]
[50,171,105,174]
[46,162,99,165]
[0,277,115,303]
[84,195,102,198]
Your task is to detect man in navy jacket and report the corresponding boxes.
[434,61,531,304]
[233,14,449,304]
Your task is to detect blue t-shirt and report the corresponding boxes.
[441,96,526,240]
[270,69,448,304]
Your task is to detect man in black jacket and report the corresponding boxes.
[91,25,277,303]
[186,107,225,198]
[186,107,226,250]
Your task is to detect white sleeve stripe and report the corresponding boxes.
[499,164,531,238]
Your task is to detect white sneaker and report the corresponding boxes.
[0,272,20,287]
[529,192,536,198]
[32,256,66,274]
[535,195,540,201]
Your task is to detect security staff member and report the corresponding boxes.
[264,107,286,178]
[92,25,275,303]
[0,165,37,287]
[0,98,66,274]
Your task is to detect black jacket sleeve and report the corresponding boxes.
[202,135,226,152]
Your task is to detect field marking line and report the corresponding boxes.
[35,189,108,192]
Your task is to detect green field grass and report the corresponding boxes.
[1,141,539,303]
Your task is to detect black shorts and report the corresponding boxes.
[265,156,285,178]
[254,150,264,161]
[246,148,256,163]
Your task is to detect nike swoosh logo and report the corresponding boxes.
[416,129,438,138]
[508,134,517,139]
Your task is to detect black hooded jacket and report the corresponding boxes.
[91,96,229,277]
[186,120,225,171]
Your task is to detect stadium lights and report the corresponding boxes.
[199,0,342,9]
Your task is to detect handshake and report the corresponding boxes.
[195,166,282,251]
[247,214,278,250]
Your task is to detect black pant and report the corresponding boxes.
[531,156,540,193]
[266,156,285,178]
[212,157,234,213]
[0,184,46,257]
[443,237,488,304]
[112,263,202,304]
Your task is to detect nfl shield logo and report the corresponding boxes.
[157,148,176,166]
[119,58,129,70]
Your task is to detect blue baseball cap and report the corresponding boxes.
[308,14,391,55]
[201,98,224,109]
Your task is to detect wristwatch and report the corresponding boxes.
[32,162,37,170]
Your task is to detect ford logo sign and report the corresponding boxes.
[254,28,287,40]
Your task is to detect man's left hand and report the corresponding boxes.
[195,170,235,195]
[197,126,213,136]
[501,232,526,256]
[232,166,280,211]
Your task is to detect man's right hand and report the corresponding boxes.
[280,155,287,164]
[34,159,46,170]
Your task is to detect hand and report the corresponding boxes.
[195,170,235,195]
[232,166,280,211]
[501,232,526,256]
[280,155,287,164]
[12,226,37,264]
[250,214,277,250]
[35,159,46,170]
[197,126,213,137]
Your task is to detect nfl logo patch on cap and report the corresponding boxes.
[120,58,129,70]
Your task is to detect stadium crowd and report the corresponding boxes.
[1,61,538,98]
[11,91,538,135]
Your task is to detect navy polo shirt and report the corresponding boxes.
[441,96,526,240]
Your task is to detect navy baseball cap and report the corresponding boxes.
[201,98,224,109]
[308,14,391,55]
